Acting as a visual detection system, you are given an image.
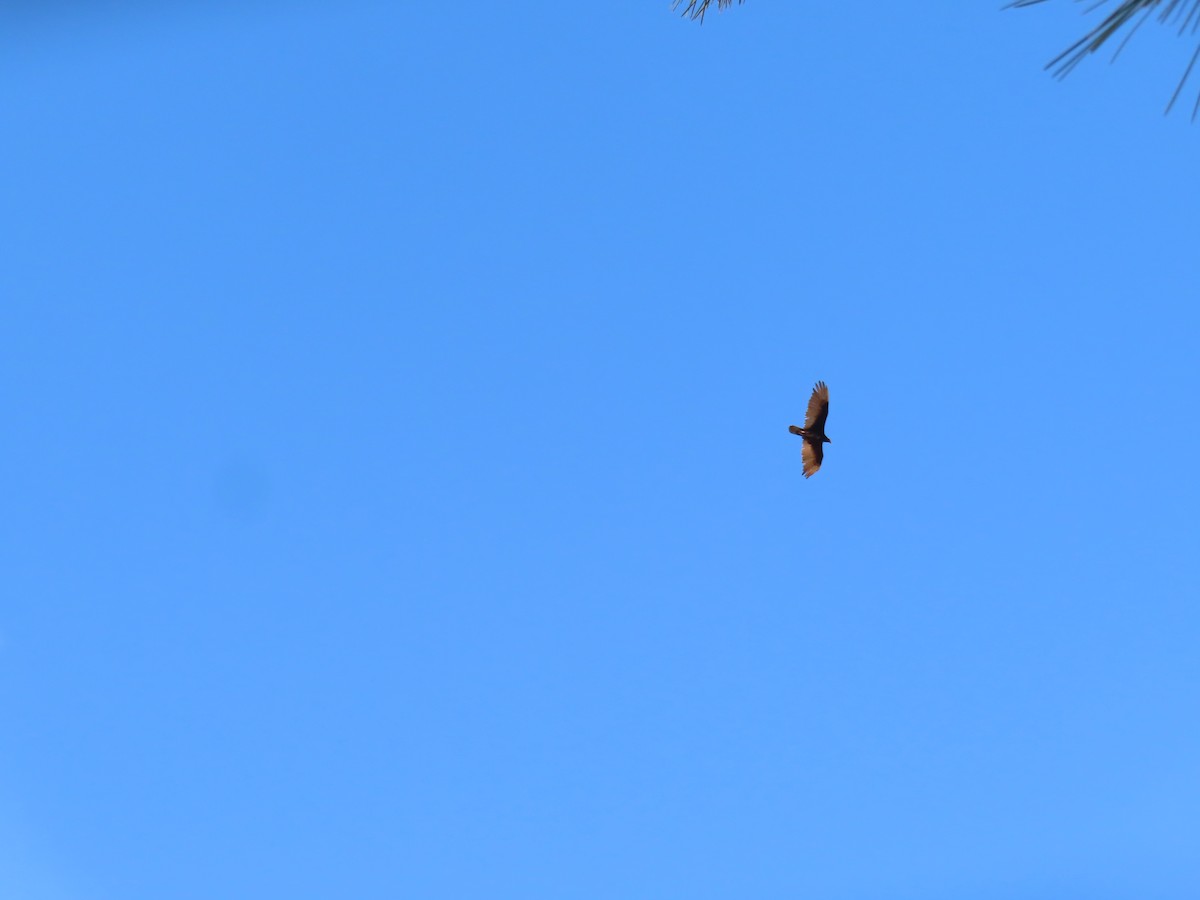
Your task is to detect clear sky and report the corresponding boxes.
[3,2,1199,898]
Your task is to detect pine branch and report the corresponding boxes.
[1014,0,1200,115]
[675,0,744,23]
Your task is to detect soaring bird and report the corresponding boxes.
[789,381,831,478]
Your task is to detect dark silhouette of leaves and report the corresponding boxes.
[675,0,744,23]
[1013,0,1200,117]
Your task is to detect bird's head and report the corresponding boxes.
[823,435,832,443]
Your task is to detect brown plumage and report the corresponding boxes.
[788,381,831,478]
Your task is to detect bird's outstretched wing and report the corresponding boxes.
[801,438,823,478]
[804,381,829,433]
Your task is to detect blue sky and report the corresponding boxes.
[3,2,1199,898]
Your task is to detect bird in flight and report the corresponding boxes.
[789,381,831,478]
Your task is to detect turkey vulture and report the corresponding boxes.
[789,381,830,478]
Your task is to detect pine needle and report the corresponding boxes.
[1013,0,1200,115]
[675,0,744,23]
